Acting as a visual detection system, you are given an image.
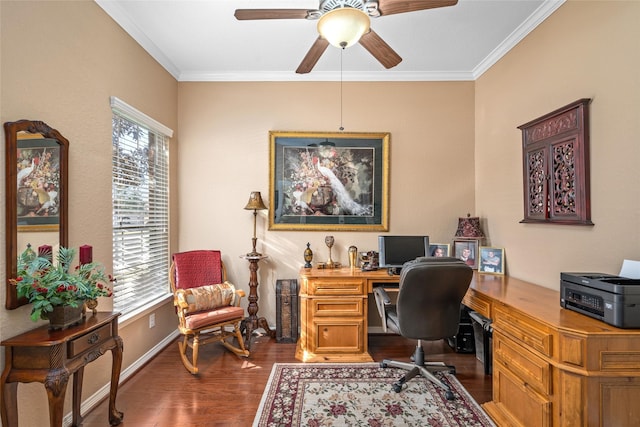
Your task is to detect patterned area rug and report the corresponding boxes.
[253,362,495,427]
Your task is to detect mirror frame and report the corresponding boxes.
[4,119,69,309]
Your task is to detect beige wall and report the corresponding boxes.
[177,81,476,321]
[475,0,640,288]
[0,1,178,425]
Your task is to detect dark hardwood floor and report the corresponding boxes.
[81,334,492,426]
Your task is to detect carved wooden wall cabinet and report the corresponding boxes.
[518,98,593,225]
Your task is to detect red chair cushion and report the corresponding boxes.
[184,306,245,330]
[173,250,223,290]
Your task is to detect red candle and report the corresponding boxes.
[38,245,52,262]
[79,245,93,265]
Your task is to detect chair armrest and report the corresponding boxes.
[373,286,391,305]
[372,286,392,333]
[174,289,189,309]
[233,288,246,306]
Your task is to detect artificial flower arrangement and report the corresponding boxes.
[10,246,114,322]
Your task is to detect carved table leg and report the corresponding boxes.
[109,336,124,426]
[44,368,70,427]
[1,381,18,427]
[72,367,84,426]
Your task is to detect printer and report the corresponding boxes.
[560,272,640,328]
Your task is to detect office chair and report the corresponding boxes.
[373,257,473,400]
[170,250,250,374]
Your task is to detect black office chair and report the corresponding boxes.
[373,257,473,400]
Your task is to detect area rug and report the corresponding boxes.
[253,362,495,427]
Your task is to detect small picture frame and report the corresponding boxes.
[428,243,450,258]
[479,247,505,275]
[453,239,479,269]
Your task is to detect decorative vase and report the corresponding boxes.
[324,236,335,268]
[304,243,313,268]
[46,305,84,330]
[85,299,99,315]
[348,245,358,269]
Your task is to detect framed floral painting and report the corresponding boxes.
[269,131,389,231]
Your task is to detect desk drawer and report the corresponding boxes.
[494,330,551,395]
[309,279,366,296]
[311,297,364,317]
[68,323,112,357]
[493,304,553,358]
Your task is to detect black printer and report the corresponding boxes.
[560,272,640,328]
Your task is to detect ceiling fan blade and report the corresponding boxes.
[234,9,310,20]
[359,29,402,69]
[296,37,330,74]
[377,0,458,16]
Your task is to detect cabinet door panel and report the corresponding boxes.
[493,359,552,427]
[313,318,364,353]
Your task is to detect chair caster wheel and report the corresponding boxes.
[380,361,388,368]
[445,391,455,400]
[392,383,402,393]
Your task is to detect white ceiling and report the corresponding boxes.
[96,0,565,82]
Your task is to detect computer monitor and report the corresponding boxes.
[378,235,430,275]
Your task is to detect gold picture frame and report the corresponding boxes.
[478,246,505,275]
[269,131,389,231]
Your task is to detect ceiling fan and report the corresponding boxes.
[234,0,458,74]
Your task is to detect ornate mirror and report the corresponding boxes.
[4,119,69,309]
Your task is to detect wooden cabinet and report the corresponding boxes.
[296,268,397,362]
[466,274,640,426]
[517,98,593,225]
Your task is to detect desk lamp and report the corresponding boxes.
[455,213,485,239]
[244,191,267,256]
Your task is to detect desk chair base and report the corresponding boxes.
[380,341,456,400]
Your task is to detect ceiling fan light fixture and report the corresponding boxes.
[317,7,370,48]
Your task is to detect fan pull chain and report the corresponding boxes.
[339,47,344,131]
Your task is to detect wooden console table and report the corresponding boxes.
[1,312,123,427]
[464,274,640,426]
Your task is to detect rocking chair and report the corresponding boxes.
[170,250,249,374]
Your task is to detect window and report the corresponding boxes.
[110,97,173,316]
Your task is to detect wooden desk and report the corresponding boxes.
[298,268,640,425]
[296,267,399,363]
[1,312,123,427]
[464,274,640,427]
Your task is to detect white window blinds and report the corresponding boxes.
[110,97,172,316]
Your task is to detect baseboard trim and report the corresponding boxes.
[63,329,180,426]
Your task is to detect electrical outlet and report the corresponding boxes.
[149,313,155,328]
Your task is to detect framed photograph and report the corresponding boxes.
[429,243,450,258]
[453,239,479,269]
[269,131,389,231]
[479,246,505,275]
[16,137,61,231]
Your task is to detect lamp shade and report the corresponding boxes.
[455,214,485,238]
[244,191,267,211]
[317,7,370,48]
